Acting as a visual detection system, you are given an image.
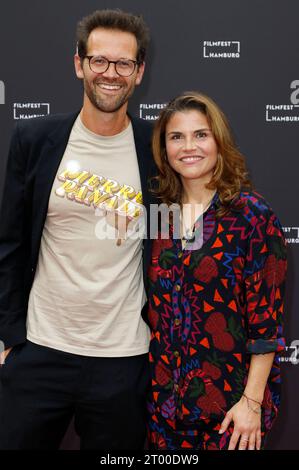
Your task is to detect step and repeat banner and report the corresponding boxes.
[0,0,298,450]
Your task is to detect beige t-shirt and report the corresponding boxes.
[26,115,150,357]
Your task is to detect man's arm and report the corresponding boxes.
[0,122,28,350]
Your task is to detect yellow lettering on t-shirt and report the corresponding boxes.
[57,170,81,182]
[104,195,119,210]
[86,189,111,207]
[101,179,121,194]
[76,171,92,185]
[56,180,79,199]
[74,185,89,203]
[85,174,105,190]
[117,199,141,218]
[117,185,136,200]
[134,191,143,204]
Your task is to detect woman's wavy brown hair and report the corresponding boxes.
[151,91,252,216]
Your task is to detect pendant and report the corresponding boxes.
[183,229,195,242]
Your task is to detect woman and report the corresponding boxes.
[146,92,287,450]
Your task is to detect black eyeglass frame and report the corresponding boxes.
[83,55,141,77]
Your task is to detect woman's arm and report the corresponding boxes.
[243,352,275,402]
[219,352,275,450]
[221,209,287,450]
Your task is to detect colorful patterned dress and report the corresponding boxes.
[146,191,287,450]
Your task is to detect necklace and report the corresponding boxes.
[180,191,216,242]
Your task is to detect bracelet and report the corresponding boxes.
[242,394,262,414]
[242,393,262,406]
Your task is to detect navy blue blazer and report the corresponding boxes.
[0,112,154,348]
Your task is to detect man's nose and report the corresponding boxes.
[102,61,119,79]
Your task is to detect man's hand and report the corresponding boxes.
[0,347,13,366]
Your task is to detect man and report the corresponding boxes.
[0,9,154,450]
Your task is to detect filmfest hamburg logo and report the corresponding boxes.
[13,102,50,120]
[265,80,299,122]
[279,341,299,365]
[0,80,5,104]
[139,103,167,120]
[203,41,240,59]
[282,226,299,244]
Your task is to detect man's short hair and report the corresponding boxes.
[76,9,150,63]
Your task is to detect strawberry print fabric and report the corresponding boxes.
[146,191,287,449]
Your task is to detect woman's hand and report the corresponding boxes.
[219,395,262,450]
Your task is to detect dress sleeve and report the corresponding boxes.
[244,211,287,354]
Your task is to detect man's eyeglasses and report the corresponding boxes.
[84,55,140,77]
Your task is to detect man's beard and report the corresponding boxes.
[84,78,135,113]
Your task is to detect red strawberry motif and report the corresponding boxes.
[152,238,173,258]
[202,361,221,380]
[212,332,234,352]
[193,256,218,283]
[263,255,286,288]
[206,312,226,330]
[196,382,226,417]
[205,312,235,352]
[155,361,172,387]
[148,306,159,330]
[148,265,158,283]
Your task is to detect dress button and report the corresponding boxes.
[174,319,181,326]
[175,284,181,292]
[173,350,180,358]
[174,384,179,392]
[178,252,183,258]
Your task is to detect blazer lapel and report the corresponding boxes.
[31,111,79,267]
[130,116,154,284]
[130,116,153,211]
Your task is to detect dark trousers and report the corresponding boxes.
[0,340,150,450]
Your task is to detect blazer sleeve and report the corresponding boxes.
[244,210,287,354]
[0,123,28,349]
